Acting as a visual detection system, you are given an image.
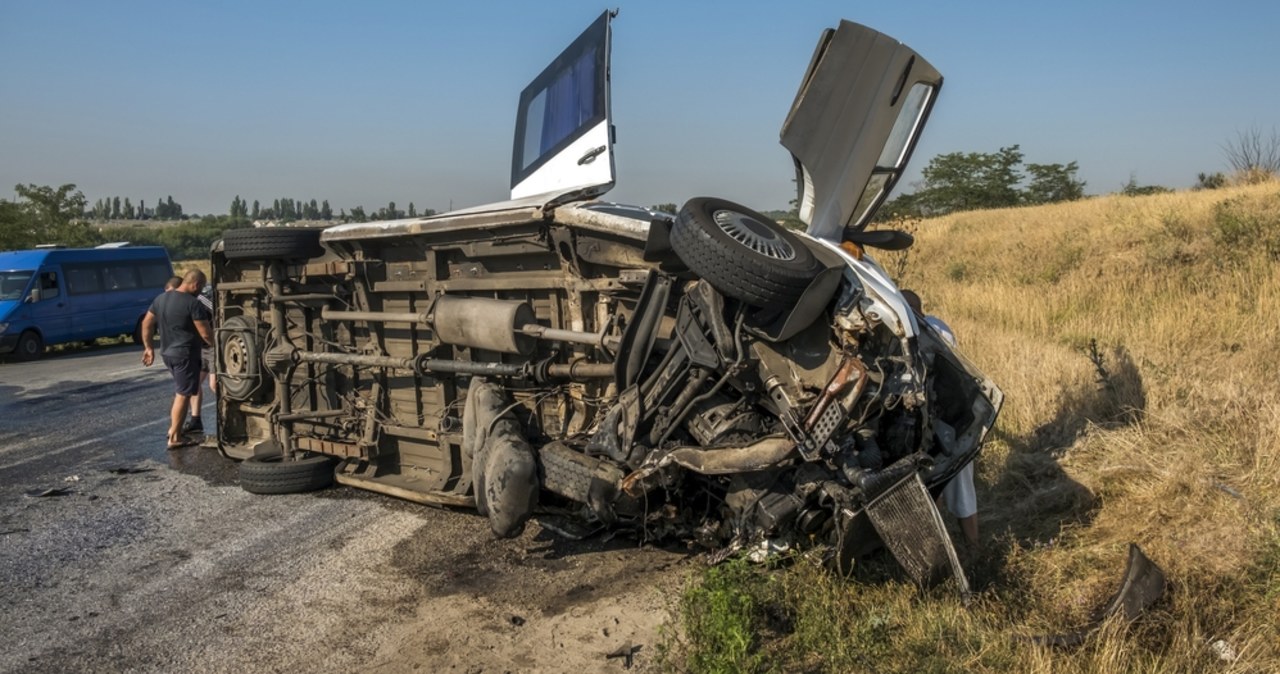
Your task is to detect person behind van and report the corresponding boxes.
[164,276,182,291]
[141,270,212,449]
[183,283,215,436]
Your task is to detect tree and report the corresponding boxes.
[1196,172,1227,190]
[0,199,27,247]
[1120,174,1172,196]
[1023,161,1086,204]
[252,199,260,219]
[6,183,97,247]
[111,196,121,219]
[1222,125,1280,182]
[320,200,332,220]
[408,202,417,218]
[916,145,1024,214]
[349,205,367,222]
[649,203,678,214]
[124,197,135,219]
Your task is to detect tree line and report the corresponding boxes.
[232,196,436,223]
[89,195,184,220]
[876,145,1086,220]
[1,184,447,260]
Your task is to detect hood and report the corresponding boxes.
[781,21,942,240]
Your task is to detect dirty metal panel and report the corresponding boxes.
[391,438,452,489]
[295,436,362,458]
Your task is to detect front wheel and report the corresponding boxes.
[669,197,822,307]
[15,330,43,361]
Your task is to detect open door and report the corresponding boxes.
[510,10,615,203]
[781,21,943,241]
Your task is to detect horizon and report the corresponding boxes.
[3,0,1278,216]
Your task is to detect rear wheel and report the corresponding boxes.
[670,197,822,307]
[238,453,335,494]
[222,227,323,261]
[15,330,43,361]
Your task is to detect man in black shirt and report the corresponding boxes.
[141,270,213,449]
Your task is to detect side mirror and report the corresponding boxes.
[27,288,41,303]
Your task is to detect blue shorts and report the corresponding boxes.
[162,353,202,396]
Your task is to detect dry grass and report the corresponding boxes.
[173,259,211,278]
[669,181,1280,672]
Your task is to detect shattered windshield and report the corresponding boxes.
[0,271,34,301]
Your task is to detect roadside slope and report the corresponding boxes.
[671,182,1280,673]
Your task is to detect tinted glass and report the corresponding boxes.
[139,262,172,289]
[65,265,103,295]
[104,265,141,291]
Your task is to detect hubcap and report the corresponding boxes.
[712,209,796,261]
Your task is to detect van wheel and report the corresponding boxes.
[218,315,266,401]
[222,228,323,261]
[669,197,822,307]
[131,316,146,345]
[15,331,43,361]
[238,453,335,494]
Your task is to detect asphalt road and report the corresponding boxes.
[0,345,685,673]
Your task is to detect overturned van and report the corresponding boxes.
[212,14,1002,584]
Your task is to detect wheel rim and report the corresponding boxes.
[223,333,249,376]
[712,209,796,261]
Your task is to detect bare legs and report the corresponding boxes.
[168,394,191,446]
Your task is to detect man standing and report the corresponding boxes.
[141,270,213,449]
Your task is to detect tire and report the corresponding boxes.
[222,227,323,261]
[670,197,822,307]
[238,453,335,494]
[15,330,43,361]
[537,442,599,503]
[131,316,146,345]
[218,315,266,401]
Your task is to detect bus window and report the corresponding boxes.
[139,262,171,289]
[104,265,141,291]
[65,265,103,295]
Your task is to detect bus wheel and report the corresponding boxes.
[16,330,43,361]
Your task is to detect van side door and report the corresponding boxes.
[64,263,106,339]
[28,267,72,344]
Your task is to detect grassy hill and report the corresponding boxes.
[667,182,1280,672]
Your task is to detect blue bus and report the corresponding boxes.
[0,245,174,360]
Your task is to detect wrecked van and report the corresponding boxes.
[212,14,1003,585]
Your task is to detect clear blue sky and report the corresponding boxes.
[3,0,1278,216]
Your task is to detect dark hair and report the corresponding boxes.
[164,276,183,290]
